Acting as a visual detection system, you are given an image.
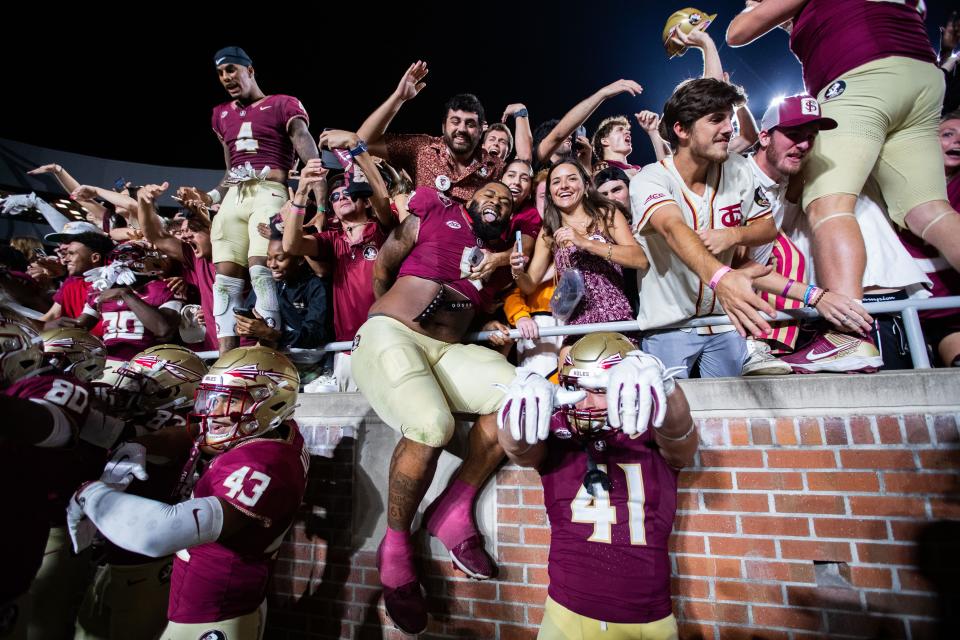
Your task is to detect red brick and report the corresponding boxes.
[675,514,738,533]
[798,417,823,445]
[713,628,789,640]
[498,487,519,505]
[497,468,542,486]
[499,525,521,544]
[750,418,773,445]
[528,605,544,625]
[714,580,784,604]
[744,560,816,583]
[679,470,734,490]
[849,566,893,589]
[933,415,959,444]
[775,494,846,515]
[866,592,937,616]
[827,612,907,639]
[471,600,526,622]
[775,418,798,445]
[522,526,551,546]
[752,605,825,631]
[840,450,916,470]
[444,619,496,638]
[675,556,742,578]
[824,417,849,445]
[781,539,853,562]
[680,600,749,623]
[910,619,938,640]
[813,518,889,540]
[699,449,764,468]
[857,542,914,565]
[787,585,862,611]
[919,449,960,470]
[499,545,548,565]
[729,418,750,446]
[898,568,933,592]
[807,471,880,492]
[677,621,717,640]
[849,496,926,517]
[672,576,711,599]
[877,416,903,444]
[709,536,777,558]
[904,415,931,444]
[889,521,923,542]
[931,498,960,519]
[670,534,707,554]
[740,515,810,537]
[521,488,544,506]
[884,471,958,494]
[495,564,526,584]
[849,416,875,444]
[498,507,547,526]
[444,579,498,600]
[736,472,803,491]
[677,491,701,511]
[697,417,726,447]
[526,566,550,585]
[767,450,836,469]
[498,584,548,604]
[500,625,538,640]
[703,491,769,513]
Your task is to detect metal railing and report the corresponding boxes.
[199,296,960,370]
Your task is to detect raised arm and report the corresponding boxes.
[27,164,109,222]
[319,129,395,230]
[136,183,185,262]
[357,61,429,159]
[502,103,534,162]
[636,111,670,161]
[281,160,325,257]
[670,22,723,80]
[726,0,808,46]
[537,79,643,163]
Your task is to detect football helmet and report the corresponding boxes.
[0,311,44,386]
[107,241,165,277]
[40,327,107,382]
[96,344,207,415]
[662,7,717,58]
[559,332,635,439]
[192,346,299,452]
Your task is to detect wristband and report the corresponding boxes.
[809,288,828,307]
[708,266,732,290]
[206,189,222,205]
[348,139,368,158]
[655,421,697,441]
[803,285,816,306]
[780,279,795,300]
[291,201,308,209]
[513,108,529,119]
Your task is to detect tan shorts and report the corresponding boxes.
[350,315,515,447]
[159,601,265,640]
[74,557,172,640]
[211,180,288,265]
[538,597,678,640]
[28,525,94,640]
[802,56,947,227]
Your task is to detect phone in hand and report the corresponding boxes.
[467,246,485,268]
[514,231,523,256]
[234,307,256,319]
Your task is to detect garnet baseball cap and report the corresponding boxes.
[214,46,252,67]
[760,95,838,133]
[44,221,107,244]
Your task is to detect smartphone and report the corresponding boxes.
[514,231,523,255]
[113,177,127,191]
[234,307,256,319]
[574,125,587,140]
[467,246,485,268]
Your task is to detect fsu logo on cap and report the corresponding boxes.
[801,99,820,115]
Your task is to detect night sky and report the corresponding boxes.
[3,1,953,170]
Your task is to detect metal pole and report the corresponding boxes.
[900,306,931,369]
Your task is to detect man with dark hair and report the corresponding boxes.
[481,122,514,161]
[39,229,115,334]
[357,62,502,202]
[592,116,642,176]
[630,78,871,378]
[594,165,632,210]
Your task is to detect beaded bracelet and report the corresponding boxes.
[605,244,613,261]
[809,287,828,307]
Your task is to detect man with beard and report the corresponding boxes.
[349,181,517,634]
[358,61,502,202]
[629,78,872,378]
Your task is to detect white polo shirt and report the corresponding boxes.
[746,154,797,266]
[629,153,772,331]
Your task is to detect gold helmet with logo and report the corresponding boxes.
[40,327,106,382]
[96,344,207,415]
[192,345,299,452]
[662,7,718,58]
[559,332,636,439]
[0,311,44,386]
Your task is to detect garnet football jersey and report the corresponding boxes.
[83,280,182,360]
[212,95,309,172]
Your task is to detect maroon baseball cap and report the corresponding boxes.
[760,95,838,133]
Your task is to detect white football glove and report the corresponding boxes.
[495,367,586,445]
[578,351,684,436]
[84,263,137,291]
[0,193,39,216]
[101,442,149,489]
[66,481,99,553]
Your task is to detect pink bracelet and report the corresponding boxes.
[781,278,795,299]
[708,266,732,290]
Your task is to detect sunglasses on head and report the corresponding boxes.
[330,191,359,203]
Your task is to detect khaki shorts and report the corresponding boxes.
[350,315,515,447]
[802,56,947,227]
[211,180,288,265]
[74,557,172,640]
[538,597,678,640]
[159,601,265,640]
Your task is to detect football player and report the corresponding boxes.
[497,333,697,640]
[67,346,308,640]
[176,46,320,354]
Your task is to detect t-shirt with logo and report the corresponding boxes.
[53,276,103,337]
[167,423,308,623]
[629,154,771,330]
[82,280,182,360]
[212,95,309,173]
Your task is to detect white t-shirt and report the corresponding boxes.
[629,153,772,330]
[746,154,796,267]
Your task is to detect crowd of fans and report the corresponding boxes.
[0,3,959,638]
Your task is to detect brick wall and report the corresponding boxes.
[267,387,960,639]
